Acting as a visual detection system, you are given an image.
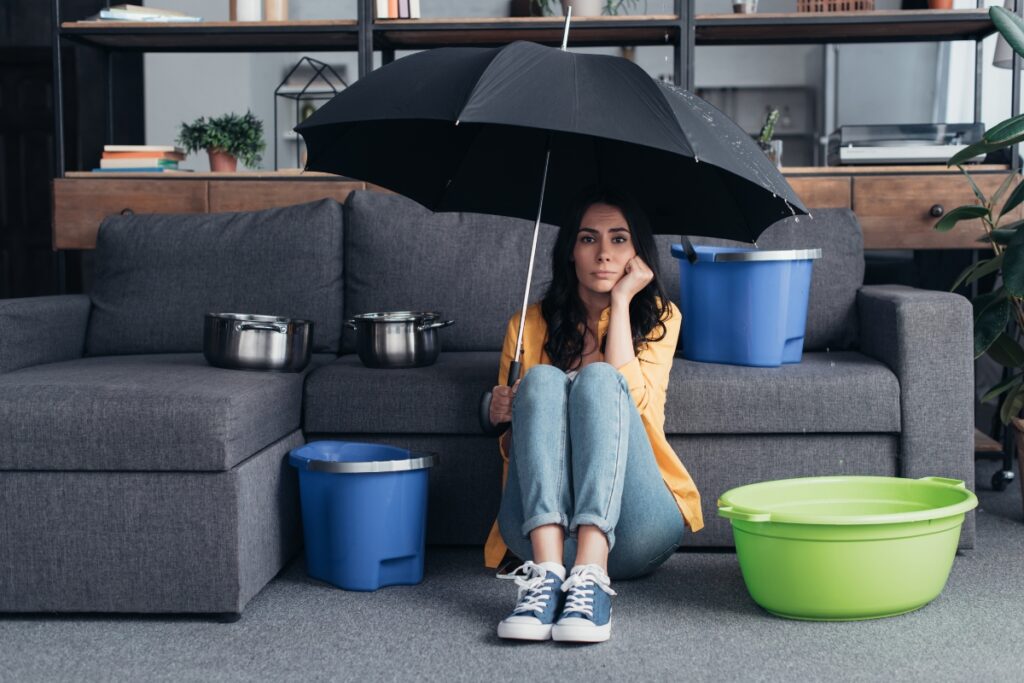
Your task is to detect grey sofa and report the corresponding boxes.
[0,190,974,617]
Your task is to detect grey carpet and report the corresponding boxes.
[2,460,1022,682]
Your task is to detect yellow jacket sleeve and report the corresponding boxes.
[614,302,681,431]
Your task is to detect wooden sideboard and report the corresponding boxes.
[52,165,1013,250]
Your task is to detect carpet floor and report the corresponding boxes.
[2,460,1022,682]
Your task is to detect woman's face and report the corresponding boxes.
[572,202,636,297]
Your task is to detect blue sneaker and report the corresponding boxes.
[496,561,565,641]
[551,564,616,643]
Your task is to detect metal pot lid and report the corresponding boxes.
[351,311,442,322]
[206,312,312,325]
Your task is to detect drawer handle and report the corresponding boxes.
[120,208,135,216]
[929,204,945,218]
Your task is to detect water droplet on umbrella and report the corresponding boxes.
[829,361,835,368]
[809,213,814,220]
[694,156,700,163]
[455,120,460,126]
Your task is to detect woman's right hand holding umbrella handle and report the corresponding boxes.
[479,361,522,436]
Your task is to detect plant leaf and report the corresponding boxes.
[985,113,1024,145]
[978,220,1024,244]
[934,205,989,232]
[950,140,1004,166]
[1000,176,1024,217]
[1003,229,1024,296]
[951,254,1003,292]
[987,334,1024,370]
[961,167,986,205]
[974,290,1010,358]
[993,5,1024,63]
[981,371,1023,403]
[1000,381,1024,424]
[993,172,1020,215]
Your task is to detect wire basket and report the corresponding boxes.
[797,0,875,11]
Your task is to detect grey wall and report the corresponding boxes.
[141,0,983,171]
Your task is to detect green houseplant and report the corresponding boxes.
[938,5,1024,424]
[177,110,265,172]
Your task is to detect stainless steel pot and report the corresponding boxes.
[204,313,313,372]
[345,311,454,368]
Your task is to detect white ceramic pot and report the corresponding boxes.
[561,0,604,16]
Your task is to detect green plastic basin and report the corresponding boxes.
[717,475,978,621]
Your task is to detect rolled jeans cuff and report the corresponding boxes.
[569,513,616,552]
[521,512,569,539]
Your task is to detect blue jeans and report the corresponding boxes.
[497,362,685,580]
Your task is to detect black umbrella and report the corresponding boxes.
[295,24,808,430]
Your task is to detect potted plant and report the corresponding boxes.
[177,110,265,172]
[532,0,642,16]
[757,108,782,168]
[937,6,1024,434]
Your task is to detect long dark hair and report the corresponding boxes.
[541,188,673,372]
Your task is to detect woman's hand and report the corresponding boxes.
[611,254,654,304]
[489,380,521,426]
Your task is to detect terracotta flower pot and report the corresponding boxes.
[927,0,953,8]
[207,148,238,172]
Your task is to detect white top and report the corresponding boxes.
[566,369,579,382]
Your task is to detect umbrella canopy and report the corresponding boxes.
[296,40,807,243]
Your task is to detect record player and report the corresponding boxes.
[827,123,986,165]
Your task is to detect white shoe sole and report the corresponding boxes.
[497,621,553,641]
[551,620,611,643]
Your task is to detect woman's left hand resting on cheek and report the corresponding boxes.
[611,255,654,304]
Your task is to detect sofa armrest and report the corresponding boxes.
[0,295,91,374]
[857,285,975,544]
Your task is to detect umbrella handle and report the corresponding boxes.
[479,360,521,436]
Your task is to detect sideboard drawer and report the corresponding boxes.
[208,180,365,213]
[853,174,1014,250]
[52,179,208,249]
[786,176,851,209]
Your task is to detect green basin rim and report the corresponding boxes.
[717,475,979,526]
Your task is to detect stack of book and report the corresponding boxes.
[375,0,421,19]
[95,4,202,22]
[94,145,187,173]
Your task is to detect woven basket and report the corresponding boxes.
[797,0,875,11]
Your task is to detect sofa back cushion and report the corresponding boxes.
[342,191,557,353]
[653,208,864,352]
[87,199,345,356]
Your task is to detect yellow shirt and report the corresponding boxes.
[483,299,704,569]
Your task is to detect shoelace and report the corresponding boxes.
[497,561,557,615]
[560,564,617,619]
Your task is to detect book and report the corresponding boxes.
[100,158,179,169]
[388,0,398,19]
[104,144,184,154]
[91,167,172,172]
[102,150,185,161]
[98,5,202,22]
[375,0,390,18]
[410,0,420,18]
[399,0,409,18]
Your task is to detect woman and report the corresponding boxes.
[483,188,703,644]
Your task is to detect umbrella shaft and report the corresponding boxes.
[512,138,552,377]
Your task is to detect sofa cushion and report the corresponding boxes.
[655,208,865,352]
[304,352,496,434]
[342,191,557,353]
[667,351,899,434]
[302,350,899,435]
[87,199,345,356]
[0,354,325,471]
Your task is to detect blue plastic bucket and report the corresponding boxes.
[670,244,821,367]
[288,441,436,591]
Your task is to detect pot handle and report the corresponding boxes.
[344,319,358,330]
[417,319,455,332]
[717,506,771,523]
[237,321,289,334]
